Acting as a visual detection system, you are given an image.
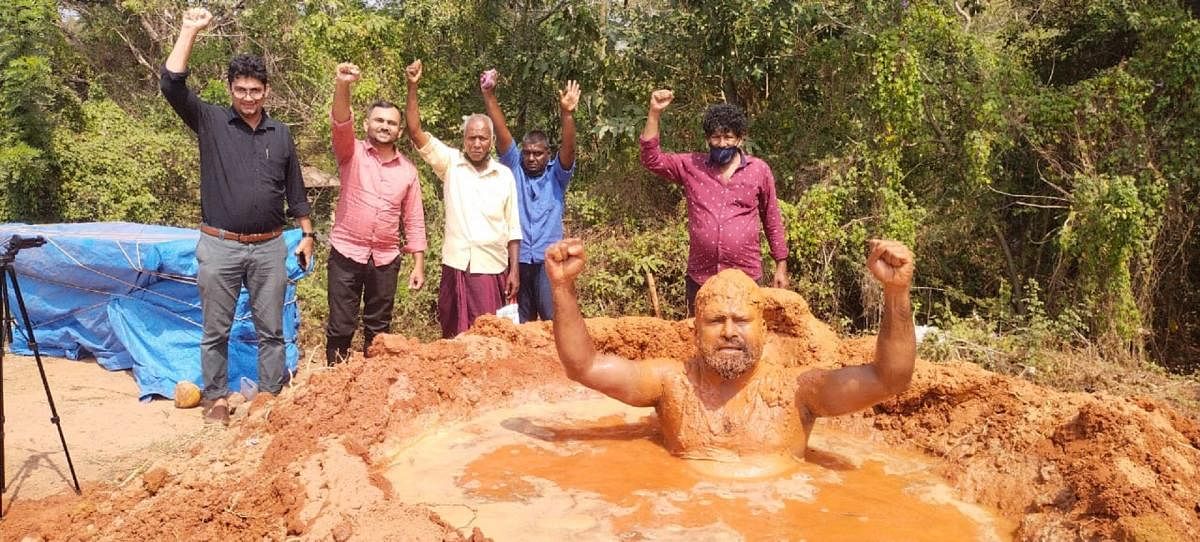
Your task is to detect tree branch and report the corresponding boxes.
[112,26,159,80]
[953,1,973,30]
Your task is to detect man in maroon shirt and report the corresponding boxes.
[639,89,789,315]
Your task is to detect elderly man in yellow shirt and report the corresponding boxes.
[404,60,522,338]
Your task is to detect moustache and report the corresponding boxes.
[716,338,747,351]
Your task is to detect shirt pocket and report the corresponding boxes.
[264,145,291,184]
[478,179,513,222]
[382,183,410,216]
[729,183,760,211]
[523,180,554,222]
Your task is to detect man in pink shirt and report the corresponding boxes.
[326,62,427,365]
[639,89,789,316]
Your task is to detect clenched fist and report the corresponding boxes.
[866,239,915,292]
[545,238,587,287]
[648,89,673,113]
[335,62,361,84]
[405,59,423,85]
[480,68,498,92]
[181,7,213,32]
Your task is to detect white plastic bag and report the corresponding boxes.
[496,303,520,324]
[239,376,259,401]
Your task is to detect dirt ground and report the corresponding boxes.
[0,355,207,504]
[1,290,1198,541]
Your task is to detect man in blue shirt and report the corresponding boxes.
[481,70,580,322]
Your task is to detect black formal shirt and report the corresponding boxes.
[160,67,310,234]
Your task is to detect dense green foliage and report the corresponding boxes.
[2,0,1197,371]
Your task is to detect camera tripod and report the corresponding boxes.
[0,235,80,518]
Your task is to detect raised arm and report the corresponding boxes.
[160,8,212,131]
[640,89,673,141]
[404,60,430,150]
[330,62,360,163]
[331,62,359,124]
[164,8,211,73]
[801,240,916,417]
[547,239,666,407]
[479,69,515,154]
[638,89,685,181]
[557,80,579,170]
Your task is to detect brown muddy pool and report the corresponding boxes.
[383,397,1012,541]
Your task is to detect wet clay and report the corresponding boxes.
[385,397,1011,541]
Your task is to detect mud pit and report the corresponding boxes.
[2,291,1199,541]
[385,398,1010,540]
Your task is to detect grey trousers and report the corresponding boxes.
[196,233,287,400]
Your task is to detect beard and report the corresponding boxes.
[368,132,396,146]
[699,339,761,380]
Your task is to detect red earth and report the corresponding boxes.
[1,290,1197,541]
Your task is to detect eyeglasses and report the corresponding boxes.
[231,87,265,100]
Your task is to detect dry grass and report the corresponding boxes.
[1028,346,1200,414]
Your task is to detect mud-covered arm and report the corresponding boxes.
[547,239,665,407]
[802,240,916,417]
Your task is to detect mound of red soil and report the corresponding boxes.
[2,296,1197,541]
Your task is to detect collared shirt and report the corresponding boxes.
[159,67,310,233]
[497,142,573,263]
[328,113,426,267]
[639,136,788,284]
[416,134,521,274]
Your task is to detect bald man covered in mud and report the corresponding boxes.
[546,238,916,475]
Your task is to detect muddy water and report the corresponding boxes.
[384,397,1012,541]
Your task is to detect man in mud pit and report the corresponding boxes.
[546,238,915,474]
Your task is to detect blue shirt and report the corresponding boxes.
[498,142,574,263]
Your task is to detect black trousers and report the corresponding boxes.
[326,247,402,363]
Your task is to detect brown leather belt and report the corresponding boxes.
[200,224,282,244]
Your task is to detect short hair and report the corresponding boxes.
[701,103,747,137]
[522,130,550,148]
[365,100,399,117]
[227,54,269,85]
[461,113,494,139]
[694,269,765,318]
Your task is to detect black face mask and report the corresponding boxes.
[708,145,738,166]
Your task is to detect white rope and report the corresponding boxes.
[2,227,304,332]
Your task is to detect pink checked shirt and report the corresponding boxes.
[640,136,788,284]
[329,114,427,266]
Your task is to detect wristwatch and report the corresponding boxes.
[302,231,316,239]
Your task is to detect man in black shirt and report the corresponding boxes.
[160,7,314,425]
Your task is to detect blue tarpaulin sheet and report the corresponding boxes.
[0,223,308,400]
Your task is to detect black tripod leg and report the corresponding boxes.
[6,267,81,495]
